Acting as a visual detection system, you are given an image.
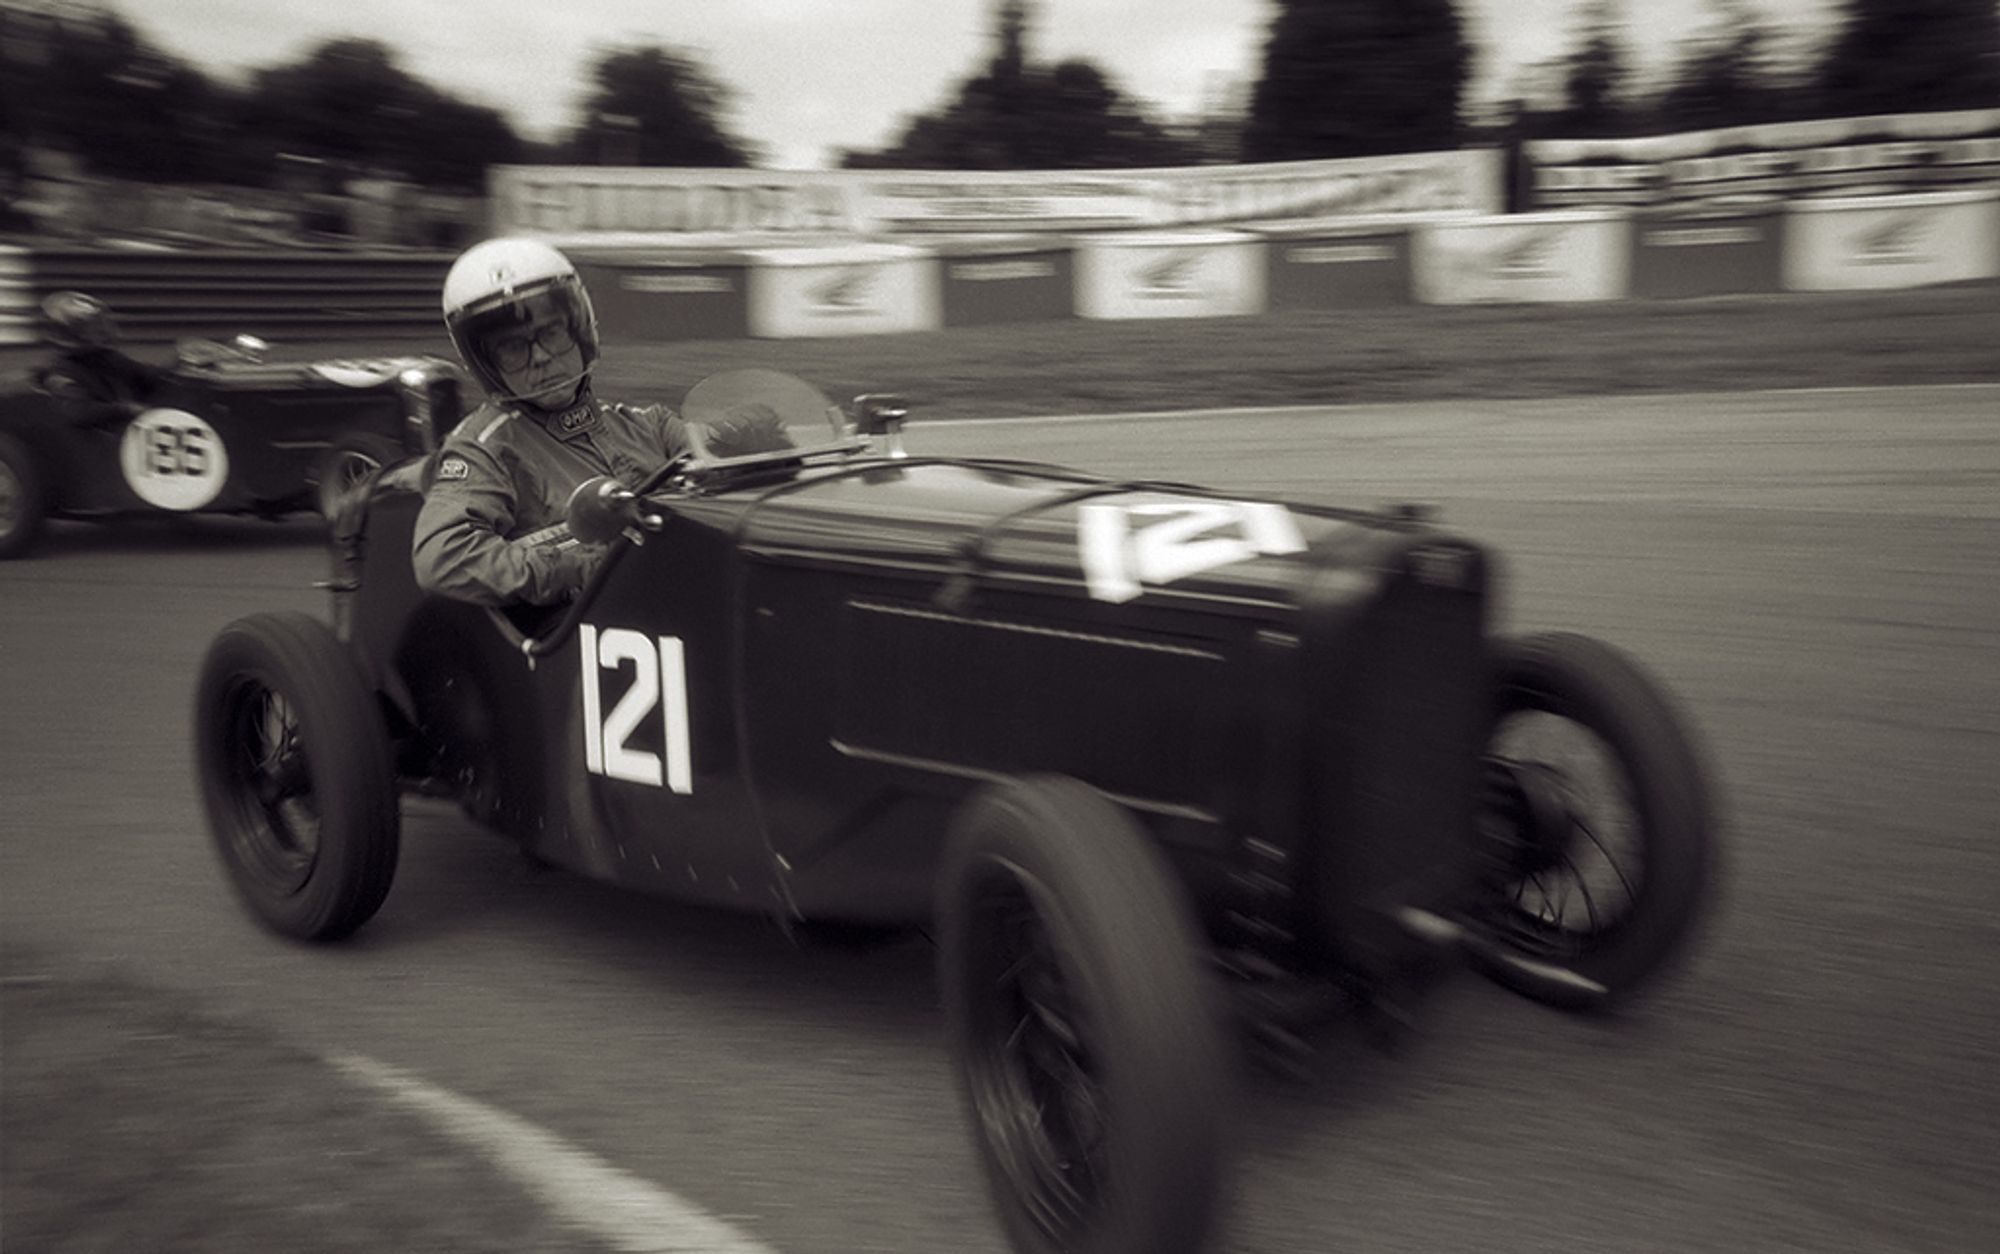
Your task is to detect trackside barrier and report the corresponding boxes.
[1782,187,2000,292]
[937,235,1076,327]
[21,249,455,343]
[0,247,32,345]
[1628,205,1785,298]
[1072,230,1265,320]
[1250,215,1439,310]
[571,248,753,343]
[742,243,940,339]
[1412,210,1632,304]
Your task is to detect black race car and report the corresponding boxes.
[193,369,1718,1254]
[0,333,464,558]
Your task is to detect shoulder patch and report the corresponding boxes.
[554,403,598,436]
[436,456,470,481]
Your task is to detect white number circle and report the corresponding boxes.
[119,408,230,510]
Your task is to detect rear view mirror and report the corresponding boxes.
[853,394,910,458]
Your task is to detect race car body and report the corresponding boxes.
[195,369,1717,1254]
[0,336,464,557]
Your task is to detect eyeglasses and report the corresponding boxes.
[488,322,577,371]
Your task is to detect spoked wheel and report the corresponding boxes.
[314,433,402,521]
[0,431,48,560]
[194,612,399,941]
[940,776,1230,1254]
[1468,632,1716,1010]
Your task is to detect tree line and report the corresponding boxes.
[1,0,1995,196]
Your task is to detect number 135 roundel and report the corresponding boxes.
[194,368,1720,1254]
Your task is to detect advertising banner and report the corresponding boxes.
[1782,189,2000,292]
[571,251,752,342]
[744,244,941,339]
[1413,212,1632,305]
[1628,209,1783,298]
[937,237,1075,326]
[1073,231,1266,321]
[1252,215,1424,309]
[489,150,1502,241]
[1525,108,2000,210]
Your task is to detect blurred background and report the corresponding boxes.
[1,0,1994,250]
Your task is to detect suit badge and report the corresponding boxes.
[436,455,470,481]
[555,403,598,436]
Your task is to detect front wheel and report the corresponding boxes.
[1467,632,1717,1010]
[939,776,1232,1254]
[194,611,400,941]
[314,432,403,521]
[0,430,48,560]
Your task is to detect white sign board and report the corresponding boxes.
[1413,212,1632,304]
[1783,189,2000,291]
[1074,232,1266,320]
[744,244,942,338]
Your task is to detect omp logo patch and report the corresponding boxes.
[555,403,598,435]
[436,456,470,481]
[1136,249,1204,295]
[807,266,878,311]
[1851,213,1931,264]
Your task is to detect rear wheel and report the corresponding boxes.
[194,611,400,941]
[1468,632,1716,1010]
[940,776,1231,1254]
[0,431,48,560]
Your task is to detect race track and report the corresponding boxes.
[3,384,1996,1254]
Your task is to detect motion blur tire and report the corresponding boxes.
[0,430,48,560]
[1469,631,1716,1011]
[314,433,404,522]
[940,775,1231,1254]
[195,611,400,941]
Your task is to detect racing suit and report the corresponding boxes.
[412,390,692,607]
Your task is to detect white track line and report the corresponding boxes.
[327,1052,779,1254]
[937,381,2000,428]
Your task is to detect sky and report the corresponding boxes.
[119,0,1844,169]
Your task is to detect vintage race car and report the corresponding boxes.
[193,369,1717,1254]
[0,334,465,558]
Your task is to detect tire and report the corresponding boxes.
[194,611,400,941]
[314,432,404,521]
[1468,631,1717,1010]
[0,430,48,560]
[939,776,1231,1254]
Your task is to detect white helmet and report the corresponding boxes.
[441,237,600,407]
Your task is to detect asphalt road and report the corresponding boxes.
[3,384,1997,1254]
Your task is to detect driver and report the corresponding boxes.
[34,290,162,421]
[412,237,692,606]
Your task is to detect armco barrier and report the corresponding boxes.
[0,246,32,345]
[1782,188,2000,292]
[21,249,455,342]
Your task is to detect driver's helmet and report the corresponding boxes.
[41,290,119,351]
[441,237,600,408]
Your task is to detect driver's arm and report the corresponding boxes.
[411,441,598,606]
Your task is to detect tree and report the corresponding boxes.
[1240,0,1470,162]
[1557,0,1633,136]
[1816,0,2000,115]
[565,44,751,167]
[1654,0,1791,131]
[843,0,1199,169]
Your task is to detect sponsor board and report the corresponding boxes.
[1783,189,2000,291]
[940,247,1075,326]
[1413,213,1632,304]
[490,150,1501,240]
[1526,107,2000,209]
[1629,211,1783,298]
[745,246,941,338]
[1074,232,1266,320]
